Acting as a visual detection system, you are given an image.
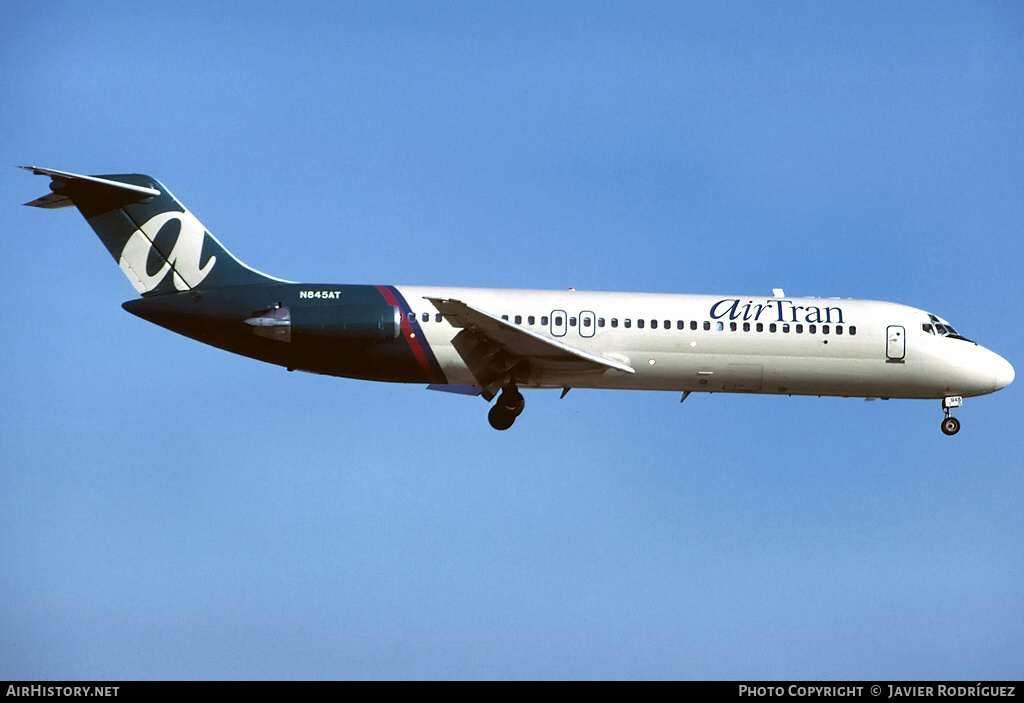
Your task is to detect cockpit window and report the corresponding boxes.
[925,314,973,343]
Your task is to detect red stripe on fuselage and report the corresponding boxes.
[376,285,440,383]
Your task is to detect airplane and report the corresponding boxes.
[21,166,1014,434]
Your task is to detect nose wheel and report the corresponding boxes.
[488,385,524,430]
[941,396,962,436]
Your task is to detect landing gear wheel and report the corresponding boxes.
[488,404,516,431]
[488,385,525,430]
[496,388,524,416]
[941,416,961,436]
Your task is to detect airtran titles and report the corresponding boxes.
[710,298,846,324]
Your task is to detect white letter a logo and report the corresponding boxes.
[119,210,216,293]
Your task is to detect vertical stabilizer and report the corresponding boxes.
[21,166,284,295]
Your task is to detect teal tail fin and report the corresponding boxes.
[21,166,283,295]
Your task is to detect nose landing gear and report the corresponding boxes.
[941,396,962,436]
[488,385,524,430]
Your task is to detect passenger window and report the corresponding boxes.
[435,313,442,323]
[541,316,549,326]
[742,322,750,332]
[836,326,843,335]
[691,321,698,331]
[650,319,657,329]
[611,318,618,328]
[795,324,803,333]
[554,315,562,326]
[528,315,535,325]
[422,312,429,322]
[664,320,670,329]
[514,315,522,324]
[624,319,632,328]
[598,318,605,327]
[716,321,724,331]
[730,322,737,331]
[677,320,684,330]
[769,323,777,332]
[407,312,416,322]
[849,326,857,336]
[638,319,645,329]
[502,314,509,321]
[782,323,790,333]
[809,324,816,334]
[583,317,591,327]
[569,316,577,326]
[756,323,763,332]
[705,321,711,331]
[822,325,829,334]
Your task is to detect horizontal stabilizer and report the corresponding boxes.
[23,191,76,209]
[20,166,161,208]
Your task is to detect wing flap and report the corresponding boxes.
[426,384,485,396]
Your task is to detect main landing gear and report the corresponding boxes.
[488,385,524,430]
[941,396,962,436]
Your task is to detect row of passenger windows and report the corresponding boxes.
[407,311,856,336]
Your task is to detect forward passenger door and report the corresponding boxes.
[886,325,905,361]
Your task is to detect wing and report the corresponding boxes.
[426,297,634,399]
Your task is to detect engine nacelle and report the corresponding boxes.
[245,304,401,343]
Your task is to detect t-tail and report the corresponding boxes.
[20,166,282,295]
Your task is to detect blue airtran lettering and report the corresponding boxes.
[709,298,845,324]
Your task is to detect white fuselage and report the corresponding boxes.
[395,287,1013,400]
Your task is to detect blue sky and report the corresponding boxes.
[2,1,1022,680]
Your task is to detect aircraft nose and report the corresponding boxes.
[994,354,1014,391]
